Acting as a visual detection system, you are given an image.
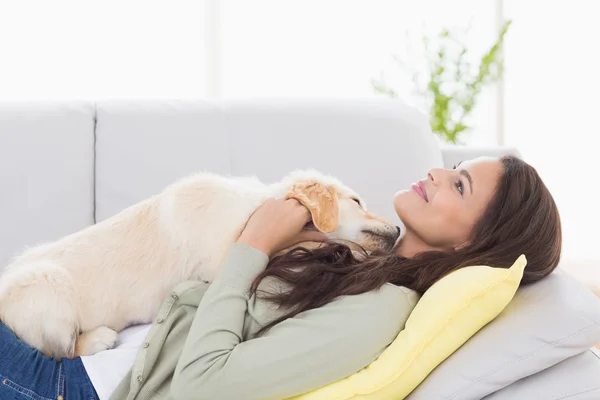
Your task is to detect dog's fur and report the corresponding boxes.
[0,169,402,359]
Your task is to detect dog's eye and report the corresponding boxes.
[351,198,362,207]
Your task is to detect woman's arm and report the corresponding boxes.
[171,242,415,400]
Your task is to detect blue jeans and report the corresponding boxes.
[0,321,99,400]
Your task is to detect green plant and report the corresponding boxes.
[372,20,512,144]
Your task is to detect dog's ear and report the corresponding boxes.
[285,180,339,233]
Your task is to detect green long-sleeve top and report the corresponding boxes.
[109,243,419,400]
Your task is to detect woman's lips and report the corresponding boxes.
[411,182,428,202]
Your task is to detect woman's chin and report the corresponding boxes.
[393,188,411,200]
[393,191,417,220]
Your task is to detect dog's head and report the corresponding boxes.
[280,169,404,252]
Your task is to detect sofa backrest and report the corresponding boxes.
[0,98,442,266]
[94,99,442,222]
[0,102,95,267]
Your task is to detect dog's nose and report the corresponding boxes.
[396,226,401,236]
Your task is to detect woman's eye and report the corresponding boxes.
[456,180,464,195]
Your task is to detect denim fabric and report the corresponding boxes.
[0,322,98,400]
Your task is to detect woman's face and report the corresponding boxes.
[394,157,503,252]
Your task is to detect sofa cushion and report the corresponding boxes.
[95,99,443,224]
[407,269,600,400]
[95,100,231,221]
[484,349,600,400]
[0,101,95,268]
[224,98,443,223]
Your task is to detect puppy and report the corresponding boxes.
[0,169,403,359]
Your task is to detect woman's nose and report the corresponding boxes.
[427,170,437,185]
[428,168,449,186]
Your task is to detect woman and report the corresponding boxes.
[0,155,561,400]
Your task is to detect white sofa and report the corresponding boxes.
[1,99,599,399]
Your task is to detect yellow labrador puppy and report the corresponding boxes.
[0,169,402,359]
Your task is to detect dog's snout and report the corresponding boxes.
[395,225,401,236]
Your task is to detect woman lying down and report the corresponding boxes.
[0,156,561,400]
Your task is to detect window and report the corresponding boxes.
[0,0,206,100]
[504,0,600,279]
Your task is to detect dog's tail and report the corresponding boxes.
[0,261,79,359]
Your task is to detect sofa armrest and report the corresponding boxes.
[440,146,521,169]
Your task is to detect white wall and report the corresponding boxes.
[0,0,207,99]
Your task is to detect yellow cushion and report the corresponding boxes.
[288,255,527,400]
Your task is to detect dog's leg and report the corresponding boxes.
[74,326,119,356]
[0,262,79,359]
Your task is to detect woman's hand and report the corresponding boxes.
[237,198,328,257]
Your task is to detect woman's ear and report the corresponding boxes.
[285,180,339,233]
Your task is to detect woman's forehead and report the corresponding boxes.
[459,156,499,169]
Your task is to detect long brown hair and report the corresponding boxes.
[251,155,562,334]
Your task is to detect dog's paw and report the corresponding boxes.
[75,326,119,356]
